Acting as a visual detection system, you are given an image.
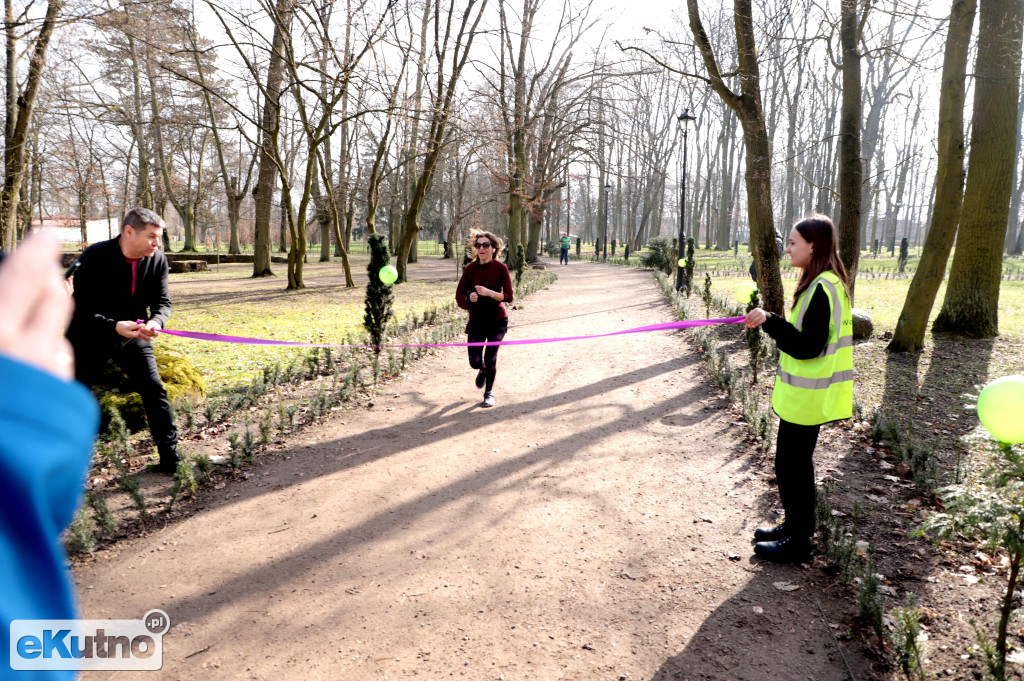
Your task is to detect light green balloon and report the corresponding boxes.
[734,282,757,304]
[379,265,398,285]
[678,258,688,267]
[977,375,1024,444]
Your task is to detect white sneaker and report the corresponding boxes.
[482,392,495,408]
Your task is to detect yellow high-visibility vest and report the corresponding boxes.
[772,270,853,426]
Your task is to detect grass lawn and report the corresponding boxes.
[692,266,1024,454]
[157,242,1023,415]
[158,255,464,394]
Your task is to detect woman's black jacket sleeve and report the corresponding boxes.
[760,284,831,360]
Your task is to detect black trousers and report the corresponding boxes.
[75,338,179,463]
[774,418,821,540]
[466,318,508,393]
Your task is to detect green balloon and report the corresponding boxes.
[734,282,757,304]
[977,375,1024,444]
[379,265,398,285]
[678,258,688,267]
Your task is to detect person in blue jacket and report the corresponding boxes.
[0,230,100,680]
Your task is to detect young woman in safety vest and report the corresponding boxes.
[743,214,853,562]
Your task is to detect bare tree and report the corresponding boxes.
[686,0,783,313]
[394,0,489,283]
[1,0,61,250]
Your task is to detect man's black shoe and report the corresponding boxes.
[753,522,788,542]
[753,536,811,563]
[149,458,181,475]
[475,369,486,389]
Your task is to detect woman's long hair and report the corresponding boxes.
[791,214,851,306]
[467,229,504,261]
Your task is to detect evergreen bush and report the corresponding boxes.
[363,233,394,356]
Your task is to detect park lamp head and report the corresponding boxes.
[677,109,696,129]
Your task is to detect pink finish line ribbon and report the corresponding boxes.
[155,317,746,349]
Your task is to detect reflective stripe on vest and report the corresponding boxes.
[772,271,853,425]
[777,368,855,390]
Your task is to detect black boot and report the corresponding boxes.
[753,522,788,542]
[153,443,182,474]
[475,368,486,389]
[754,535,811,563]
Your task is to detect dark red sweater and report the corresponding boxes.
[456,259,513,321]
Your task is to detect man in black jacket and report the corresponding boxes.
[67,207,180,473]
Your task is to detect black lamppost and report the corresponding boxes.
[603,181,612,260]
[676,108,696,291]
[889,200,903,256]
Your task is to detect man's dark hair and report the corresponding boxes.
[121,207,165,233]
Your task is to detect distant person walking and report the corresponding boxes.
[456,230,513,408]
[743,214,853,562]
[67,207,180,473]
[559,232,571,265]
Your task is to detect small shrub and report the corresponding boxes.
[891,594,925,680]
[309,388,328,422]
[826,518,860,583]
[242,428,257,462]
[639,236,674,273]
[65,508,96,555]
[702,273,713,318]
[249,373,267,400]
[857,555,884,642]
[683,238,695,296]
[203,400,219,425]
[227,431,243,469]
[166,458,198,511]
[193,452,213,476]
[179,397,195,432]
[305,348,321,376]
[745,289,769,384]
[907,442,939,493]
[363,233,395,356]
[259,413,274,447]
[86,490,117,537]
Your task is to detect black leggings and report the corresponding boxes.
[774,418,821,540]
[467,319,508,392]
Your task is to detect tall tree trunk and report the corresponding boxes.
[145,45,195,252]
[1,0,60,250]
[1005,65,1024,254]
[931,0,1020,338]
[838,0,863,298]
[252,0,292,277]
[688,0,783,313]
[126,34,152,211]
[189,18,249,256]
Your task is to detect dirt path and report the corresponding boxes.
[75,261,879,681]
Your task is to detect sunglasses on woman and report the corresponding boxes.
[474,242,492,249]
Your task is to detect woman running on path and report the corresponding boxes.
[456,230,513,408]
[743,214,853,562]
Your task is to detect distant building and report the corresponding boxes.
[34,217,119,246]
